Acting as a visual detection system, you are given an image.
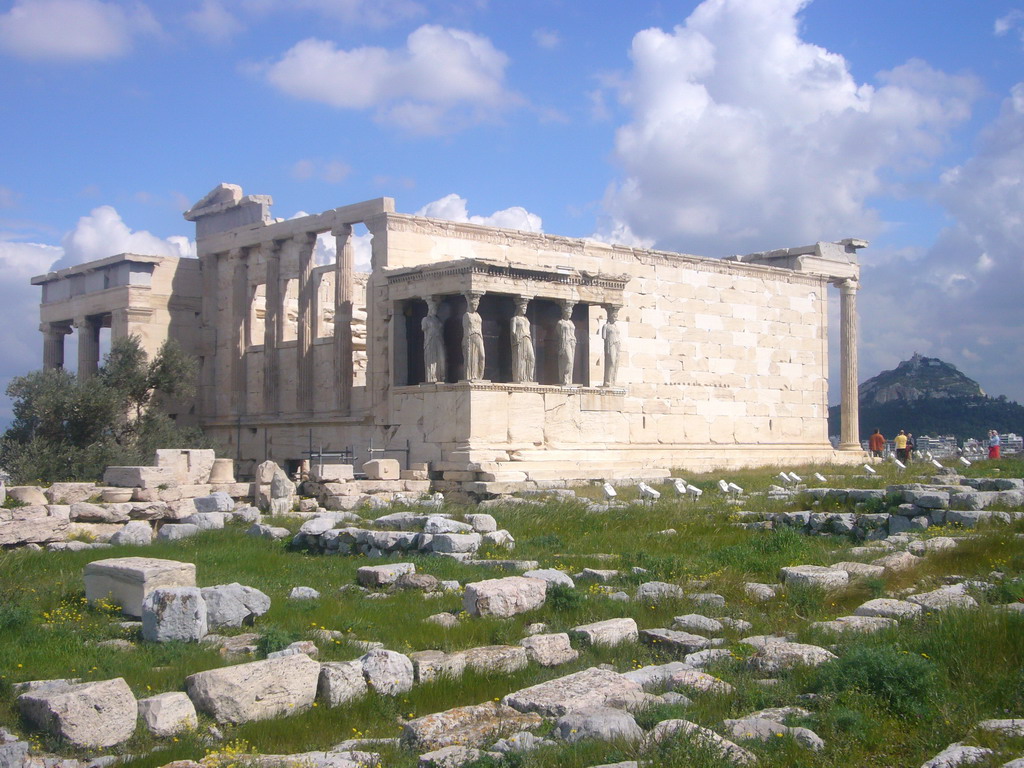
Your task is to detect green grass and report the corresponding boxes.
[0,460,1022,767]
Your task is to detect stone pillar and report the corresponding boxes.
[296,232,317,413]
[601,305,621,387]
[263,239,282,415]
[230,248,249,416]
[75,316,100,380]
[557,300,577,387]
[462,291,485,382]
[333,224,354,413]
[423,294,447,384]
[41,323,70,370]
[510,296,534,384]
[838,278,860,450]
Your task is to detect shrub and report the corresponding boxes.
[546,583,585,612]
[255,625,298,657]
[814,644,938,717]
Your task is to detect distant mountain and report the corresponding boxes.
[828,353,1024,443]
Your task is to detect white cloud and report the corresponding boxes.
[995,9,1024,43]
[264,24,516,134]
[58,205,194,268]
[0,0,156,61]
[601,0,979,257]
[416,193,543,233]
[533,28,560,50]
[857,82,1024,403]
[186,0,242,42]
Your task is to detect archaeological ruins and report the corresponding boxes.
[32,184,868,489]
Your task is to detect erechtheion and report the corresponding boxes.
[33,183,867,491]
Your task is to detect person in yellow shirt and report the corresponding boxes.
[894,430,908,461]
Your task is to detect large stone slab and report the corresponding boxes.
[519,633,578,667]
[84,557,196,617]
[748,641,837,673]
[202,583,271,628]
[853,598,923,621]
[402,701,543,751]
[645,719,756,764]
[0,509,69,546]
[358,563,416,587]
[554,707,644,743]
[502,667,648,717]
[103,466,177,489]
[138,691,198,736]
[18,677,137,748]
[569,618,638,647]
[185,653,320,723]
[640,628,711,654]
[462,576,546,618]
[779,565,848,590]
[318,661,368,707]
[142,587,207,642]
[360,649,414,695]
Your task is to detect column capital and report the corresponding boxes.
[331,222,353,238]
[40,322,72,336]
[836,277,859,294]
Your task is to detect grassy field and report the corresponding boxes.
[1,458,1022,767]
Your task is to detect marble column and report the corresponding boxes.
[75,316,100,380]
[838,278,860,450]
[262,239,282,415]
[41,323,70,370]
[230,248,249,416]
[333,224,354,413]
[296,232,317,413]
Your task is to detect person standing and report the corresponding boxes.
[906,433,916,463]
[868,429,885,458]
[988,430,1001,459]
[894,430,908,462]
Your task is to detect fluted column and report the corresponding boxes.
[230,248,249,416]
[75,316,100,380]
[333,224,354,413]
[262,239,282,415]
[838,278,860,450]
[296,232,317,413]
[41,323,70,370]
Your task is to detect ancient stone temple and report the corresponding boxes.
[33,183,867,490]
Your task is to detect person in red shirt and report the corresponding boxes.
[868,429,885,458]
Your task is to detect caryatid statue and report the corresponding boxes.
[462,291,485,381]
[600,305,621,387]
[556,300,576,386]
[510,296,535,383]
[422,295,446,383]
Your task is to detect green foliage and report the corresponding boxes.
[814,644,939,717]
[545,583,585,612]
[0,335,213,483]
[255,625,299,657]
[0,603,31,631]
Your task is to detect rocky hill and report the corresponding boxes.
[828,353,1024,443]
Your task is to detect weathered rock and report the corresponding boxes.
[45,482,98,505]
[289,586,321,600]
[0,508,69,546]
[18,677,137,748]
[672,614,722,634]
[424,517,474,534]
[409,650,467,683]
[502,667,648,717]
[810,615,897,634]
[247,523,291,539]
[871,551,921,573]
[360,649,414,695]
[830,561,885,579]
[635,581,685,602]
[357,563,416,587]
[402,701,543,751]
[462,576,546,618]
[920,742,993,768]
[417,745,486,768]
[424,613,460,629]
[185,653,320,723]
[570,618,638,647]
[519,633,578,666]
[553,707,643,743]
[462,645,529,674]
[318,661,368,707]
[668,668,734,695]
[431,533,482,554]
[723,716,824,750]
[201,583,271,628]
[645,720,756,765]
[907,585,979,611]
[780,565,849,590]
[396,573,440,592]
[483,529,515,550]
[853,598,923,620]
[142,587,207,642]
[138,692,198,736]
[464,513,497,533]
[109,520,154,546]
[522,568,575,589]
[84,557,196,617]
[182,512,228,531]
[491,731,555,753]
[640,628,711,654]
[622,661,691,691]
[748,641,836,673]
[684,648,733,668]
[975,718,1024,737]
[7,486,48,505]
[157,523,201,541]
[70,501,130,523]
[744,582,777,601]
[193,492,234,514]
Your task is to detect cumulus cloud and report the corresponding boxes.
[858,82,1024,403]
[532,28,560,50]
[0,0,157,60]
[995,9,1024,44]
[186,0,242,42]
[264,24,516,134]
[58,205,194,267]
[601,0,979,257]
[416,193,543,232]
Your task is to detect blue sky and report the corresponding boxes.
[1,0,1023,424]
